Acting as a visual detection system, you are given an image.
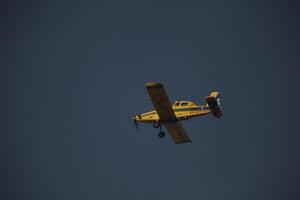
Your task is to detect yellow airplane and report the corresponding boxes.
[132,82,223,144]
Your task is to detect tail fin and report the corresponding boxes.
[205,91,223,118]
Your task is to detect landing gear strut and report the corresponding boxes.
[158,125,165,138]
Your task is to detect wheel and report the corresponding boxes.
[158,131,165,138]
[153,123,160,129]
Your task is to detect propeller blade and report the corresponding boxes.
[133,119,139,130]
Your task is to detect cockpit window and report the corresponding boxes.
[181,102,189,106]
[174,102,180,106]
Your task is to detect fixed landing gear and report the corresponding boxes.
[152,123,165,138]
[158,131,165,138]
[153,123,160,129]
[157,125,165,138]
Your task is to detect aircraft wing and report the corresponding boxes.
[164,123,192,144]
[145,82,177,121]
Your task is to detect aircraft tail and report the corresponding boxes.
[205,91,223,118]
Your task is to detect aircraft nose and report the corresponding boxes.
[132,115,141,121]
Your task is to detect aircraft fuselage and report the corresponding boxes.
[133,101,211,124]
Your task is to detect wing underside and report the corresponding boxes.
[145,82,177,121]
[145,82,192,144]
[164,123,192,144]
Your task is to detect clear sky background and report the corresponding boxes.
[1,1,299,200]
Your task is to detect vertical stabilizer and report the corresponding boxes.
[205,91,223,118]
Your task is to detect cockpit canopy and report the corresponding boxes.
[173,101,196,107]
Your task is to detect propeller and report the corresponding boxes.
[133,119,139,130]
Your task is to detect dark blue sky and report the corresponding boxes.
[1,1,299,200]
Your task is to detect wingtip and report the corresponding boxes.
[145,82,163,88]
[175,140,192,144]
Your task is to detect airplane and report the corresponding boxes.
[132,82,223,144]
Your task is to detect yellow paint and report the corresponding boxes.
[133,100,211,123]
